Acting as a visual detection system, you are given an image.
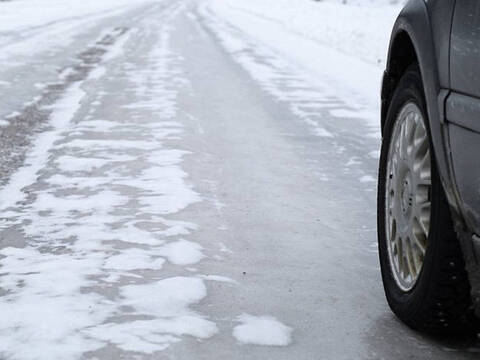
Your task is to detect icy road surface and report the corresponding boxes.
[0,0,479,359]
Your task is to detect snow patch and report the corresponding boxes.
[360,175,376,183]
[5,111,21,119]
[104,248,166,271]
[158,239,204,265]
[198,275,238,284]
[55,155,109,172]
[233,314,292,346]
[313,127,334,138]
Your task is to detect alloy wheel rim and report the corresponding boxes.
[385,102,432,291]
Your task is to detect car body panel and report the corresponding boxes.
[445,92,480,234]
[427,0,457,88]
[447,1,480,235]
[451,0,480,97]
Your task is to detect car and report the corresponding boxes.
[378,0,480,333]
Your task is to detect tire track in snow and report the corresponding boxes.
[0,27,129,194]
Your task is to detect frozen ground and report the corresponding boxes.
[0,0,478,359]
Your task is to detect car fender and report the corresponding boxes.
[383,0,463,219]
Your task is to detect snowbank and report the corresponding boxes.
[208,0,401,68]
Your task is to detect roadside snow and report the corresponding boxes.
[0,0,150,33]
[208,0,401,68]
[205,0,402,130]
[197,4,381,143]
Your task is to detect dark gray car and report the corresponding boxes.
[378,0,480,333]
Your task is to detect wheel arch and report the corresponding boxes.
[381,31,418,133]
[381,0,460,216]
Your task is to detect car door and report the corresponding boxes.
[447,0,480,233]
[450,0,480,99]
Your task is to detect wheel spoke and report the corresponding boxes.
[411,224,427,254]
[397,237,404,273]
[405,238,417,279]
[400,121,409,160]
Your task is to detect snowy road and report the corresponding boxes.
[0,1,479,359]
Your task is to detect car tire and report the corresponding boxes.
[378,64,475,333]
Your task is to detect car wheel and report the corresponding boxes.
[378,64,475,333]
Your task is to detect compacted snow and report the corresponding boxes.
[0,0,478,359]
